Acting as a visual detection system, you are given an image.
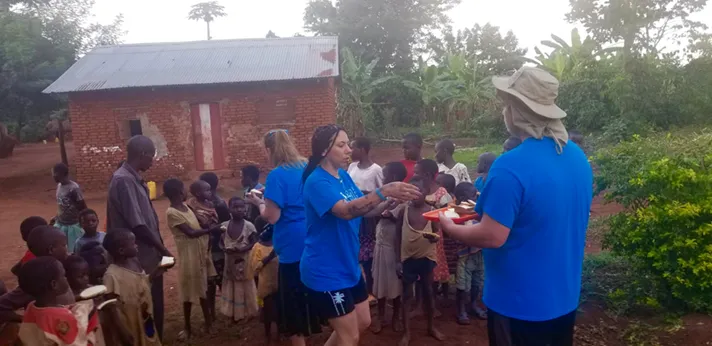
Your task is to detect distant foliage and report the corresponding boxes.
[595,130,712,312]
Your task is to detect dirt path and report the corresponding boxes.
[0,141,705,346]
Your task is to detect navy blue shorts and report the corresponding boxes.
[306,276,368,320]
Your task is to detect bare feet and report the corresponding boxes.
[370,317,383,334]
[399,333,411,346]
[392,317,404,333]
[177,330,191,341]
[428,327,446,341]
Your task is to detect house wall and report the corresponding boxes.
[68,78,336,190]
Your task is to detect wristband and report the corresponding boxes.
[375,188,386,201]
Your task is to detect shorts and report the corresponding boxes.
[402,257,436,285]
[278,262,322,337]
[307,276,368,320]
[456,251,484,291]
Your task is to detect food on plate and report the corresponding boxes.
[159,256,175,268]
[443,209,460,219]
[79,285,107,300]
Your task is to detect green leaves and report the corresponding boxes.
[597,130,712,312]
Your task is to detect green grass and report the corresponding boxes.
[452,144,503,169]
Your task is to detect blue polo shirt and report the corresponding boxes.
[475,137,593,321]
[301,167,363,291]
[264,163,308,264]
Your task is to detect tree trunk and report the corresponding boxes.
[58,119,68,165]
[207,21,211,40]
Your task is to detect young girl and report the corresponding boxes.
[18,257,102,346]
[102,229,161,346]
[164,178,220,339]
[414,159,452,295]
[220,197,259,322]
[52,162,87,252]
[434,139,471,185]
[249,223,279,341]
[348,137,383,297]
[370,162,408,334]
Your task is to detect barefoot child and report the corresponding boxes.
[75,209,104,253]
[63,255,91,298]
[165,178,221,339]
[219,197,259,322]
[187,179,220,319]
[371,162,407,334]
[435,139,471,184]
[348,137,383,296]
[249,224,278,341]
[396,176,444,345]
[401,133,423,182]
[52,162,88,252]
[102,229,161,346]
[452,182,486,325]
[414,159,452,296]
[474,152,497,194]
[77,241,109,285]
[240,165,264,223]
[11,216,48,277]
[18,257,102,346]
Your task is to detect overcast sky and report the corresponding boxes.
[92,0,711,56]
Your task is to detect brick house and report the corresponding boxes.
[44,36,339,189]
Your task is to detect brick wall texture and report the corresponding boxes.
[68,78,336,190]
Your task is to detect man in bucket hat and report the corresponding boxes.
[439,66,593,346]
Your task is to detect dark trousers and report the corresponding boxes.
[151,273,164,341]
[488,308,576,346]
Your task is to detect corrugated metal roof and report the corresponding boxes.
[43,36,339,93]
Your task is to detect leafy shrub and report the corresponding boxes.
[595,130,712,312]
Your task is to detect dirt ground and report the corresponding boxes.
[1,142,710,346]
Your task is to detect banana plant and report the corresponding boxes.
[402,62,450,124]
[440,53,494,128]
[338,48,392,136]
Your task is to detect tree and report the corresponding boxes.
[567,0,708,60]
[338,48,392,136]
[188,1,226,40]
[304,0,461,73]
[0,0,125,141]
[265,30,278,38]
[425,23,527,75]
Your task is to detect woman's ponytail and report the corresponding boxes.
[302,124,343,183]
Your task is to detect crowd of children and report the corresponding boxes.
[0,127,592,345]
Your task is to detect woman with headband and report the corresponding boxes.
[300,125,421,346]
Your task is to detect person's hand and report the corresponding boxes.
[384,198,400,210]
[209,225,224,235]
[438,212,456,234]
[160,248,174,259]
[245,191,264,206]
[380,182,422,201]
[254,261,264,274]
[396,262,403,279]
[423,232,439,243]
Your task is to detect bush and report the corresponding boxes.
[595,130,712,312]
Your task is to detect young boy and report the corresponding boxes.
[74,209,104,253]
[474,152,497,193]
[11,216,48,277]
[396,175,444,346]
[76,241,109,285]
[18,257,102,346]
[52,162,87,253]
[63,255,91,298]
[0,226,69,325]
[503,136,522,152]
[435,173,456,199]
[401,133,423,182]
[435,139,471,184]
[348,137,384,193]
[240,166,264,223]
[452,182,486,324]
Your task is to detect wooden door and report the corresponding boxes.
[191,103,225,171]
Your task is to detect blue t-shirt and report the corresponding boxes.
[301,167,363,291]
[264,163,308,264]
[475,137,593,321]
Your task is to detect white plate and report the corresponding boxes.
[160,256,175,267]
[250,189,263,196]
[79,285,107,300]
[97,298,118,310]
